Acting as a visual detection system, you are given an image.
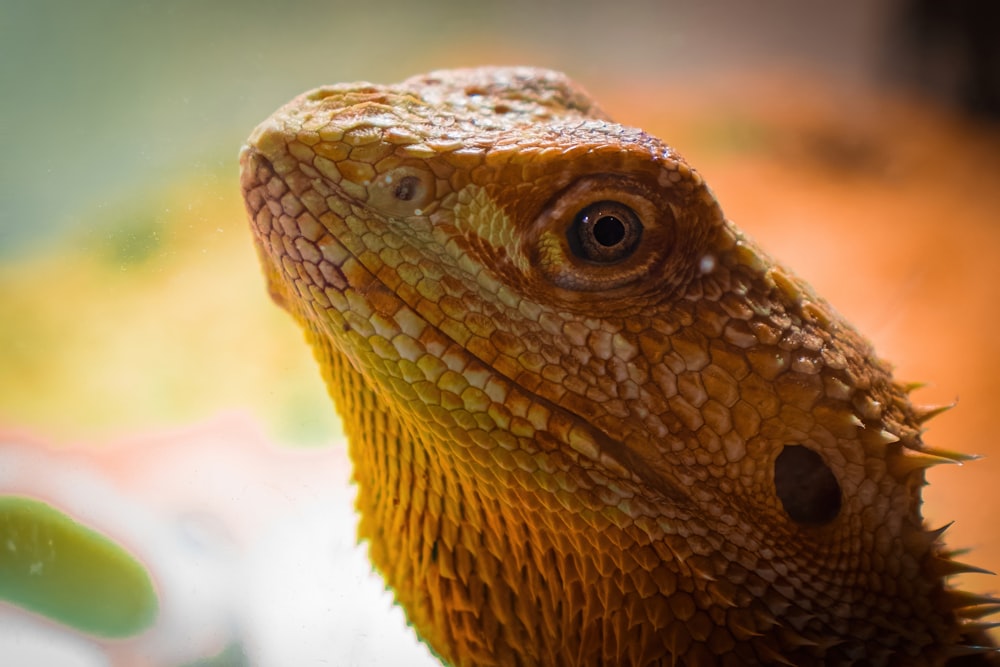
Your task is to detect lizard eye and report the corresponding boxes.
[530,174,672,292]
[568,201,643,263]
[773,445,842,526]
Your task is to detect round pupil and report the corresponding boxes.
[567,200,643,264]
[592,215,626,247]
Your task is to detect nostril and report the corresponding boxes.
[774,445,842,526]
[365,166,434,217]
[394,175,420,201]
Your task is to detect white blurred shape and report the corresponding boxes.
[0,413,439,666]
[0,613,109,667]
[242,457,439,667]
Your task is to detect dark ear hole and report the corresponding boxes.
[774,445,842,526]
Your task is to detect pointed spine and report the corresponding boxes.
[889,449,960,477]
[919,446,981,463]
[902,522,953,552]
[912,402,956,425]
[943,643,1000,659]
[901,380,928,394]
[943,590,1000,611]
[927,556,996,578]
[956,605,1000,620]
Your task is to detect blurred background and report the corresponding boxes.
[1,0,998,665]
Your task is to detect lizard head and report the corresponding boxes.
[240,68,994,665]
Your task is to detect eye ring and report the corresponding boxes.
[531,175,669,292]
[568,201,643,263]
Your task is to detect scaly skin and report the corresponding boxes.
[239,68,996,666]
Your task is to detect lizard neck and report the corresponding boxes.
[308,323,682,664]
[304,322,959,666]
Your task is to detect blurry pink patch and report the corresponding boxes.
[2,413,343,547]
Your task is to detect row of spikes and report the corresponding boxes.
[897,383,999,659]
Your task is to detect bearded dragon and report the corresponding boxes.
[239,67,997,666]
